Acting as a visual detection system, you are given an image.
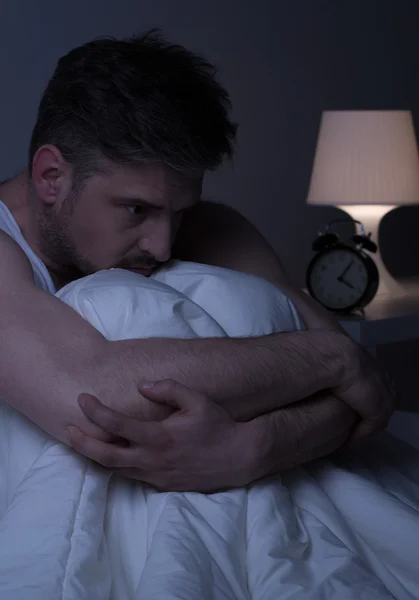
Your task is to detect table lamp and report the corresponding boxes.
[307,110,419,296]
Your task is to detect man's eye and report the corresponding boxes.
[127,205,144,216]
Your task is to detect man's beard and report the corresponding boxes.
[37,196,162,279]
[37,195,97,277]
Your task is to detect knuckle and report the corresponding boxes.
[162,378,180,391]
[153,379,175,395]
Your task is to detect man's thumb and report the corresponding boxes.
[140,379,204,411]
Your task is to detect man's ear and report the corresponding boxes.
[31,145,72,208]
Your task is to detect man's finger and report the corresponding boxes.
[140,379,206,412]
[78,393,162,444]
[343,416,388,449]
[67,425,141,468]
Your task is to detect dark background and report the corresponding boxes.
[1,0,418,408]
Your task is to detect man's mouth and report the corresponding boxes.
[125,266,155,276]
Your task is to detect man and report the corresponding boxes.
[0,30,395,492]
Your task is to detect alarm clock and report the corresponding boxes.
[306,219,379,313]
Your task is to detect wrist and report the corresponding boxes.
[233,419,273,484]
[306,329,348,390]
[264,329,345,404]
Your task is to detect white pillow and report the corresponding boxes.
[56,260,303,341]
[153,260,304,337]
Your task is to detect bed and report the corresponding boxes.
[1,261,418,599]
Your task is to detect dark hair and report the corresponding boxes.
[29,29,237,187]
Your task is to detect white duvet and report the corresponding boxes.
[1,260,419,599]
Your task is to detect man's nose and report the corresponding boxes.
[138,219,172,263]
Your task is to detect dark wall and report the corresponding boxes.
[1,0,418,284]
[298,0,419,280]
[203,0,419,285]
[0,0,418,409]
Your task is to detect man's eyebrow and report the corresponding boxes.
[115,197,165,210]
[115,196,197,212]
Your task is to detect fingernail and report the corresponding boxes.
[141,381,155,389]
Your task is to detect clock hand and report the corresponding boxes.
[339,277,355,290]
[338,260,354,280]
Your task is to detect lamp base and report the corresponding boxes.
[337,205,405,298]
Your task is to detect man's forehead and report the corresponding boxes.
[104,162,203,201]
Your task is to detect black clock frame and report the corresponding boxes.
[306,244,379,313]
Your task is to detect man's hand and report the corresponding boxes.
[332,336,398,446]
[67,380,253,493]
[116,391,174,423]
[68,380,360,490]
[173,200,397,443]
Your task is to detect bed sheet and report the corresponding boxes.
[1,262,418,599]
[1,407,418,600]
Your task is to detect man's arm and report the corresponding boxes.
[67,379,357,491]
[1,230,357,446]
[249,394,357,480]
[173,200,342,331]
[105,328,348,421]
[170,200,395,435]
[0,231,135,443]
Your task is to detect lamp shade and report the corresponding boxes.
[307,110,419,206]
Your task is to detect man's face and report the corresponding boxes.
[37,162,202,277]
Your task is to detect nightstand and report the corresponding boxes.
[339,288,419,357]
[338,287,419,449]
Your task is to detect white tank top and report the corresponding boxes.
[0,200,56,293]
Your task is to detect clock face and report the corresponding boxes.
[308,248,370,310]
